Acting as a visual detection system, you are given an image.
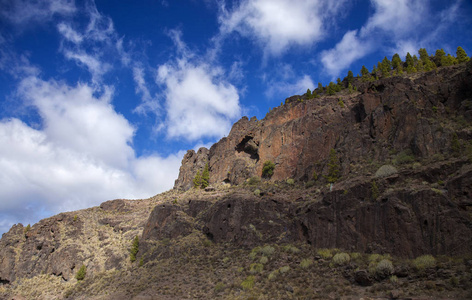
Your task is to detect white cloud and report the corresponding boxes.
[1,0,76,25]
[363,0,426,38]
[63,50,112,83]
[0,78,184,235]
[157,58,241,141]
[155,30,241,141]
[266,74,314,99]
[321,30,373,77]
[320,0,438,76]
[219,0,346,56]
[18,77,133,168]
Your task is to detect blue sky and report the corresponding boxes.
[0,0,471,235]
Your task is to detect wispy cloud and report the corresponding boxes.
[0,0,75,25]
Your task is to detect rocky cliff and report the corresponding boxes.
[174,62,472,189]
[1,62,472,299]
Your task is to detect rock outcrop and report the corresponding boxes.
[174,62,472,189]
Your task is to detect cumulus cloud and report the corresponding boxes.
[219,0,347,56]
[0,78,183,235]
[156,31,241,141]
[157,60,241,141]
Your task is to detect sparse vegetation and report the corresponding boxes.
[374,164,398,178]
[413,255,436,270]
[75,265,86,281]
[262,160,275,178]
[332,253,350,266]
[325,149,340,183]
[130,235,139,262]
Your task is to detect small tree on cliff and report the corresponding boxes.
[262,160,275,178]
[76,265,87,281]
[193,170,202,188]
[201,163,210,188]
[325,149,340,183]
[130,235,139,262]
[456,46,470,63]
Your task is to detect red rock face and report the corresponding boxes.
[174,62,472,190]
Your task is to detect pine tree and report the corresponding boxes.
[347,70,354,84]
[306,88,312,98]
[193,170,202,188]
[335,78,342,92]
[434,49,446,67]
[130,235,139,262]
[327,82,336,95]
[406,52,416,74]
[392,53,402,70]
[201,163,210,188]
[325,149,340,183]
[380,56,391,77]
[318,82,323,93]
[76,265,87,281]
[456,46,470,63]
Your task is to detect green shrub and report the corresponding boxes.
[393,150,415,165]
[375,259,394,278]
[249,263,263,274]
[413,255,436,270]
[313,170,318,181]
[130,235,139,262]
[268,269,279,281]
[371,180,379,200]
[325,149,340,183]
[283,245,300,254]
[286,178,295,185]
[241,275,255,290]
[261,245,275,256]
[75,265,87,281]
[262,161,275,177]
[259,256,269,264]
[253,189,261,196]
[390,275,398,284]
[214,282,226,293]
[279,266,290,274]
[317,248,333,259]
[332,253,350,266]
[451,133,461,156]
[247,176,261,185]
[24,224,31,235]
[305,180,315,188]
[300,258,313,268]
[338,99,345,108]
[374,165,398,178]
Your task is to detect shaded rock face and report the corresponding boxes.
[142,163,472,259]
[174,148,209,190]
[174,62,472,189]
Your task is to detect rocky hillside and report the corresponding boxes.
[0,62,472,299]
[175,61,472,189]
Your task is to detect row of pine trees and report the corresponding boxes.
[305,46,470,98]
